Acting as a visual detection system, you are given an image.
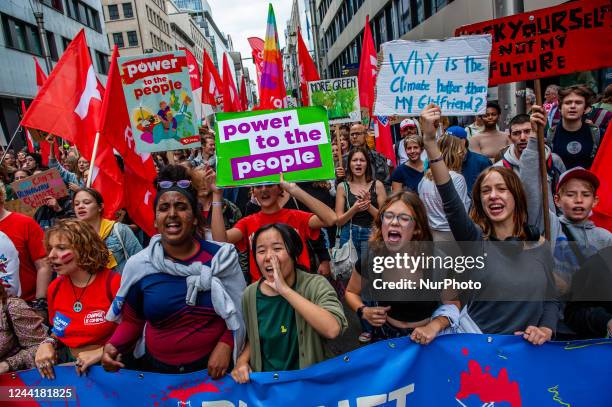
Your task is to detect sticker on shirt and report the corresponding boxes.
[52,311,71,338]
[281,325,288,334]
[566,141,583,155]
[84,310,107,325]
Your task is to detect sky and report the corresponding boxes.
[207,0,308,95]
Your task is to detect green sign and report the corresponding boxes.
[308,76,361,124]
[214,107,334,187]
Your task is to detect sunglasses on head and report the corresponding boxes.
[157,179,191,189]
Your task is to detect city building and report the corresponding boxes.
[102,0,173,57]
[283,0,301,101]
[166,0,213,73]
[0,0,110,147]
[173,0,235,77]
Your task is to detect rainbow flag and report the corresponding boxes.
[258,3,286,109]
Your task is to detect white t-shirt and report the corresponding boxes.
[418,171,471,232]
[0,231,20,297]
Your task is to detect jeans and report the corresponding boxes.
[339,224,371,265]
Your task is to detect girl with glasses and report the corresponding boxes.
[345,192,459,343]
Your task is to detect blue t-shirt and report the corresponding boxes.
[390,164,424,192]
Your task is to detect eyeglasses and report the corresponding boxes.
[510,129,532,137]
[381,211,415,226]
[157,179,192,189]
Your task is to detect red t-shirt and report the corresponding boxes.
[234,208,319,281]
[0,212,47,301]
[47,268,120,349]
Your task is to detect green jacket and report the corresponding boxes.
[242,269,347,372]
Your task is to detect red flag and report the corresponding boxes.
[247,37,264,94]
[374,116,396,168]
[34,57,48,87]
[239,75,249,111]
[99,46,156,236]
[201,50,223,108]
[358,16,377,115]
[297,29,319,106]
[222,54,242,112]
[20,101,35,154]
[20,30,122,218]
[591,124,612,231]
[258,4,287,109]
[181,48,202,124]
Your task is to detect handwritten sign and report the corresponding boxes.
[456,0,612,86]
[214,107,333,187]
[10,169,68,209]
[308,77,361,124]
[119,50,201,153]
[374,35,492,116]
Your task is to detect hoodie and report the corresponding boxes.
[495,142,566,214]
[519,138,612,278]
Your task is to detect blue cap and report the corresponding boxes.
[445,126,468,139]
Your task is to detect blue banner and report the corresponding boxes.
[2,334,611,406]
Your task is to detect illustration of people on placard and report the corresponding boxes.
[135,92,195,146]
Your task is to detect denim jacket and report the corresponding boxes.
[105,222,143,274]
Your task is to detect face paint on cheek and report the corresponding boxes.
[58,252,75,264]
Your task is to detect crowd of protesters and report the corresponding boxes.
[0,83,610,382]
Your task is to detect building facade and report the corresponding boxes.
[166,0,213,74]
[102,0,173,57]
[0,0,110,147]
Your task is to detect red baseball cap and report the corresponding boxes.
[556,167,600,193]
[400,119,417,130]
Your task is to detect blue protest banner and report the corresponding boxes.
[1,334,611,406]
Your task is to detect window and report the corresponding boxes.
[108,5,119,20]
[1,13,44,56]
[127,31,138,47]
[112,32,124,48]
[46,31,58,61]
[61,36,71,50]
[96,51,110,75]
[122,3,134,18]
[41,0,64,13]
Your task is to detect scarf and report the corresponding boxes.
[99,219,118,269]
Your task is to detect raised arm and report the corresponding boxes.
[208,169,243,243]
[281,175,337,228]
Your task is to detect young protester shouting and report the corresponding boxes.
[72,188,142,273]
[421,103,558,344]
[102,165,245,376]
[35,219,120,379]
[548,85,600,170]
[336,146,387,261]
[231,223,346,383]
[0,284,49,374]
[210,171,337,283]
[418,132,470,241]
[520,105,612,290]
[391,134,425,193]
[344,192,459,343]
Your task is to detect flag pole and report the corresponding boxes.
[0,126,22,166]
[534,79,551,240]
[86,131,100,188]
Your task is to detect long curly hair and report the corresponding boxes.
[45,219,109,273]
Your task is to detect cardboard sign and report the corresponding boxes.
[308,77,361,124]
[118,50,201,153]
[374,35,492,117]
[10,169,68,209]
[456,0,612,86]
[214,107,333,187]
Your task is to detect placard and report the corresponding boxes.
[118,50,201,153]
[456,0,612,86]
[10,169,68,209]
[308,76,361,124]
[374,35,492,116]
[215,107,333,187]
